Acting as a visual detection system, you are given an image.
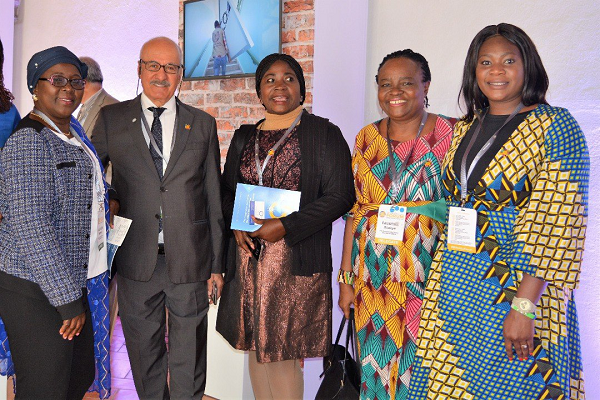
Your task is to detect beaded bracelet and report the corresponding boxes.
[337,270,355,286]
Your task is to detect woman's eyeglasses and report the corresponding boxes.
[38,75,86,90]
[139,60,183,74]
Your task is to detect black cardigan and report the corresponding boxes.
[221,111,355,279]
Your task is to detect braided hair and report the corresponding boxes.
[376,49,431,84]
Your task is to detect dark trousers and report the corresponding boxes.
[0,272,95,400]
[118,254,209,399]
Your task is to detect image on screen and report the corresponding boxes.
[183,0,281,80]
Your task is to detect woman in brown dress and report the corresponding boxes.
[216,53,355,399]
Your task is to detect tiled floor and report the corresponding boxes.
[82,317,217,400]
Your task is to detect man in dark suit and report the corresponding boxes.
[77,56,118,136]
[92,36,224,399]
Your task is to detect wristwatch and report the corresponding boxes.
[511,297,536,319]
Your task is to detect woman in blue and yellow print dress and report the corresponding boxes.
[338,50,453,400]
[409,24,588,399]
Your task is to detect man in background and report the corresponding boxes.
[211,21,228,76]
[78,56,118,136]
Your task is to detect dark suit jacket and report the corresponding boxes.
[81,88,118,137]
[92,95,224,283]
[221,111,355,279]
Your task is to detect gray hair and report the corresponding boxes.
[79,56,103,83]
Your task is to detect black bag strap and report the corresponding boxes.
[344,309,355,357]
[333,311,348,349]
[341,309,355,378]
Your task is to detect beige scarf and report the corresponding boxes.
[260,106,303,130]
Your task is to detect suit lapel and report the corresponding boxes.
[163,99,192,181]
[84,90,106,132]
[127,95,160,180]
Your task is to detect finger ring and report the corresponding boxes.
[521,345,528,348]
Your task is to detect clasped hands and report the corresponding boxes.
[233,216,286,254]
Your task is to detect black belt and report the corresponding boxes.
[158,243,165,254]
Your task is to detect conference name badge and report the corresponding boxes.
[374,205,406,245]
[447,206,477,253]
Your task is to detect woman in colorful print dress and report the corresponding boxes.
[338,49,453,399]
[409,23,588,399]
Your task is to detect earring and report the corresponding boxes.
[32,94,38,101]
[424,96,430,108]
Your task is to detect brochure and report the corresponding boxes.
[231,183,301,232]
[107,216,133,270]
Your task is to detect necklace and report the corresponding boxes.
[30,112,73,138]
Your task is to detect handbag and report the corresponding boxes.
[315,308,360,399]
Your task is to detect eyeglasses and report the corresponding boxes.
[139,60,183,74]
[38,75,86,90]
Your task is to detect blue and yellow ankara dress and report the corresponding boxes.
[409,104,588,399]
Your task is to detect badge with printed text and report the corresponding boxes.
[374,205,407,245]
[447,206,477,253]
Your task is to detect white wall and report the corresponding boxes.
[366,1,600,398]
[1,0,14,92]
[310,1,369,398]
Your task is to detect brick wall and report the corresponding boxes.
[178,0,315,162]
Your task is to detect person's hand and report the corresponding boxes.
[249,217,286,243]
[60,312,86,340]
[503,308,534,361]
[338,282,355,319]
[207,273,225,305]
[233,229,254,254]
[109,199,120,228]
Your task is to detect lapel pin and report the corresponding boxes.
[185,124,191,130]
[132,118,137,123]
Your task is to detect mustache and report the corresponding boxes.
[150,79,170,87]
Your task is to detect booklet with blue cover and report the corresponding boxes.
[231,183,301,232]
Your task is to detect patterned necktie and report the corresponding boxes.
[148,107,165,179]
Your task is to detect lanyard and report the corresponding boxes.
[140,106,179,162]
[32,108,104,203]
[254,110,303,186]
[385,111,428,201]
[459,102,524,202]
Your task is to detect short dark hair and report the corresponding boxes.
[459,23,549,122]
[214,20,220,28]
[376,49,431,84]
[255,53,306,105]
[0,38,15,113]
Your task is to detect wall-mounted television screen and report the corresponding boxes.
[183,0,282,80]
